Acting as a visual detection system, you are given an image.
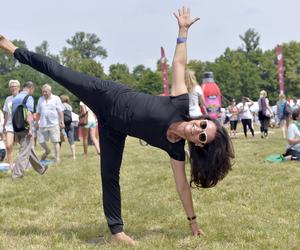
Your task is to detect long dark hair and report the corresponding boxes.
[188,116,234,188]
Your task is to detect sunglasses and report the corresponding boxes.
[198,120,208,144]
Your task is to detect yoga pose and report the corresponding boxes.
[0,7,234,245]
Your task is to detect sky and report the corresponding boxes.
[2,0,300,73]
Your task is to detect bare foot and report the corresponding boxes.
[0,35,17,54]
[111,232,137,246]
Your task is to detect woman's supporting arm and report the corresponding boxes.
[170,158,205,236]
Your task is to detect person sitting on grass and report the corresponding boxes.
[283,108,300,160]
[0,7,234,245]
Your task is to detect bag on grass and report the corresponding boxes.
[12,95,30,132]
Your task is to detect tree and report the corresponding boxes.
[135,68,162,95]
[132,64,146,81]
[0,39,27,74]
[66,32,107,60]
[108,63,136,89]
[281,41,300,99]
[239,28,260,54]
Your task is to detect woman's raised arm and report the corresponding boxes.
[171,7,200,96]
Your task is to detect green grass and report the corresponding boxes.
[0,126,299,249]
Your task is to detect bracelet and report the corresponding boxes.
[187,215,197,221]
[177,37,187,44]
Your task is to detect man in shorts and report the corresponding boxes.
[36,84,65,163]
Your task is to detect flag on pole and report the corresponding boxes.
[276,45,284,94]
[160,47,169,96]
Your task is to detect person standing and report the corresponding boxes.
[239,97,255,138]
[79,101,100,156]
[2,80,20,173]
[11,81,47,179]
[276,94,291,139]
[60,95,76,159]
[228,99,239,137]
[36,84,65,163]
[258,90,273,139]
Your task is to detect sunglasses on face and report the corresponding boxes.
[198,120,208,144]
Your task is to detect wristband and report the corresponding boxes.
[187,215,197,221]
[177,37,187,44]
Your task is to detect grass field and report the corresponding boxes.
[0,126,299,249]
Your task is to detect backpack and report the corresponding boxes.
[12,95,30,132]
[63,109,72,126]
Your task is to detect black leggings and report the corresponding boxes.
[259,117,270,135]
[15,48,126,234]
[241,119,254,137]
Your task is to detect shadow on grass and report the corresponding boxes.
[0,223,111,246]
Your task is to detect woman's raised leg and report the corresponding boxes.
[0,35,115,114]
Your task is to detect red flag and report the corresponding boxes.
[160,47,169,96]
[276,45,284,94]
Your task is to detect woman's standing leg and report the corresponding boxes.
[280,119,287,138]
[81,127,89,156]
[89,126,100,154]
[241,119,247,137]
[246,119,255,137]
[99,126,135,245]
[259,115,264,138]
[263,117,270,138]
[66,126,76,159]
[5,131,14,172]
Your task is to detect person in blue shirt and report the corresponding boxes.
[11,81,48,179]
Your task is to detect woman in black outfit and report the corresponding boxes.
[0,7,234,245]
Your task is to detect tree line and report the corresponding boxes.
[1,29,300,110]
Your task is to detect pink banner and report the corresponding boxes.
[160,47,169,96]
[276,45,284,94]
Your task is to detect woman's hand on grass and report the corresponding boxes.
[190,221,205,236]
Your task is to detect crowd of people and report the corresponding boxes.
[223,91,300,161]
[0,79,100,177]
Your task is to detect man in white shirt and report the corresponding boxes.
[36,84,65,163]
[2,79,20,173]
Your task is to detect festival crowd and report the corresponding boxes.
[1,77,300,178]
[0,79,100,178]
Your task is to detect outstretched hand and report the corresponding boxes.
[173,6,200,30]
